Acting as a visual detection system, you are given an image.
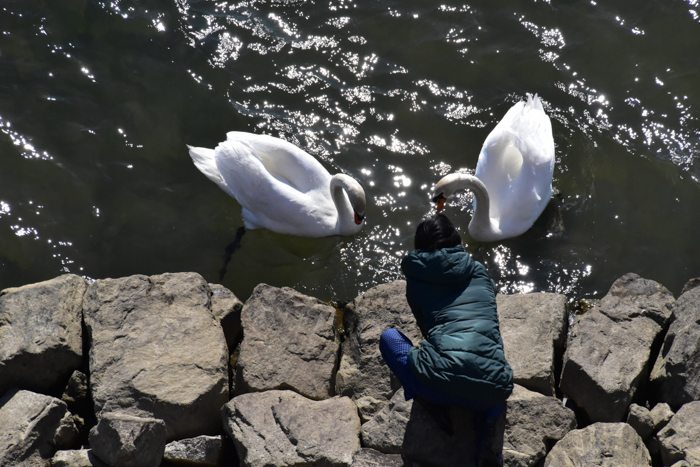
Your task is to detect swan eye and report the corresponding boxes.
[354,211,364,225]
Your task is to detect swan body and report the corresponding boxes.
[433,94,555,242]
[188,132,366,238]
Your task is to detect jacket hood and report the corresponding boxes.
[401,245,476,285]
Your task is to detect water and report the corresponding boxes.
[1,0,699,304]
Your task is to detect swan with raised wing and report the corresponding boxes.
[432,94,555,242]
[188,132,366,238]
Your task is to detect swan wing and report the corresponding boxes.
[213,137,339,237]
[225,132,331,193]
[474,95,555,238]
[511,95,555,167]
[188,145,236,198]
[493,163,552,237]
[475,109,526,221]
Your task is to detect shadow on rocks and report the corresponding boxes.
[402,400,506,467]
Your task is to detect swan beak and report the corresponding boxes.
[432,194,446,213]
[436,198,445,212]
[354,211,364,225]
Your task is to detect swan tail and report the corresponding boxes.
[516,95,554,167]
[187,145,232,194]
[525,93,544,112]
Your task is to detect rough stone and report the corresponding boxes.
[680,277,700,295]
[498,293,568,396]
[273,394,361,465]
[83,273,229,441]
[51,449,108,467]
[626,403,654,440]
[650,402,674,432]
[670,461,692,467]
[163,435,224,466]
[543,422,651,466]
[657,401,700,467]
[350,448,404,467]
[222,390,361,467]
[89,412,167,467]
[235,284,339,400]
[0,388,79,467]
[503,385,577,467]
[360,388,412,454]
[335,280,422,421]
[209,283,243,349]
[650,279,700,408]
[222,390,301,467]
[560,273,674,422]
[61,370,89,405]
[0,274,87,395]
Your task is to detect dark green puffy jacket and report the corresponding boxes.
[402,245,513,408]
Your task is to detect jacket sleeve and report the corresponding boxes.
[405,283,426,337]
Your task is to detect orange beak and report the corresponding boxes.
[436,198,445,212]
[354,212,364,225]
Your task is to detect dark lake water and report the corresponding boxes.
[2,0,699,304]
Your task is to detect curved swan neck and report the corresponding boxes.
[330,174,366,233]
[435,173,500,242]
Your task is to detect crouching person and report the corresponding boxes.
[380,213,513,466]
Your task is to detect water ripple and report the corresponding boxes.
[2,0,700,301]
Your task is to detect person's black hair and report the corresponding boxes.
[414,213,462,252]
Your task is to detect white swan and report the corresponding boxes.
[187,132,366,238]
[433,94,555,242]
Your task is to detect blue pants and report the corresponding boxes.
[380,328,504,461]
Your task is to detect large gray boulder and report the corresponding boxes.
[360,388,412,454]
[543,423,651,466]
[503,385,577,467]
[0,274,87,395]
[89,412,167,467]
[650,278,700,408]
[656,401,700,466]
[498,293,568,396]
[83,273,229,441]
[222,390,361,467]
[560,273,674,422]
[0,388,79,467]
[235,284,339,400]
[335,281,422,420]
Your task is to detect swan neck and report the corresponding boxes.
[468,178,491,228]
[329,174,357,232]
[453,175,498,241]
[330,175,349,208]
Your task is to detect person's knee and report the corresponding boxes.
[380,328,399,342]
[379,328,397,355]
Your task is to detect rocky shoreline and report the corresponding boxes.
[1,272,698,467]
